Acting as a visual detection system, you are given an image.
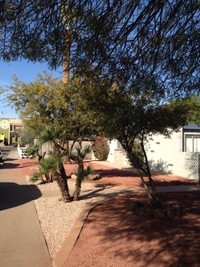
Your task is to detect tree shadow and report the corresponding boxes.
[86,170,198,190]
[0,182,42,211]
[93,167,139,177]
[78,184,134,201]
[73,191,200,267]
[149,159,172,175]
[153,177,198,186]
[78,187,108,200]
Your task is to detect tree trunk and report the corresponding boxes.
[62,27,71,84]
[73,176,82,201]
[73,161,84,201]
[121,136,159,209]
[55,164,71,202]
[44,173,53,183]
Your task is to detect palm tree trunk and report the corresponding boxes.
[55,164,71,202]
[73,161,84,201]
[62,27,70,84]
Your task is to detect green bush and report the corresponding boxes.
[93,136,110,161]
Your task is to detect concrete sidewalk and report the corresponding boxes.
[0,148,51,267]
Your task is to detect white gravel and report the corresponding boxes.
[32,180,108,259]
[28,177,133,259]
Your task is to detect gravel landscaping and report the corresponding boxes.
[31,179,130,259]
[31,180,99,258]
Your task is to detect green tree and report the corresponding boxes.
[39,125,71,202]
[7,73,70,136]
[183,95,200,124]
[79,77,190,209]
[7,73,97,201]
[2,1,200,208]
[0,1,199,98]
[7,73,98,141]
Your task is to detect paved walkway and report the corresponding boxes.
[0,148,51,267]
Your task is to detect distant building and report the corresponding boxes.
[107,125,200,181]
[0,118,23,145]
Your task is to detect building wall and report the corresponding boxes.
[107,129,200,180]
[39,140,93,160]
[0,118,23,145]
[107,139,131,167]
[0,119,10,145]
[146,128,200,181]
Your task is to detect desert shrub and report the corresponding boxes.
[93,136,110,161]
[132,141,144,164]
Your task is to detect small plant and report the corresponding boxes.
[70,145,94,200]
[93,136,110,161]
[30,172,44,183]
[30,157,55,183]
[26,144,54,183]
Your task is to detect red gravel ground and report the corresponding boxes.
[20,158,200,267]
[64,161,200,267]
[66,192,200,267]
[20,158,197,188]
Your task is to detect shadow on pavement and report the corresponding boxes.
[2,158,17,162]
[1,161,21,169]
[0,182,42,211]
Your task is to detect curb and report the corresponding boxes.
[52,200,104,267]
[51,189,133,267]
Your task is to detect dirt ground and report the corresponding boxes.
[66,191,200,267]
[64,161,200,267]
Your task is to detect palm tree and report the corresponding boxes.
[39,125,71,202]
[70,144,92,201]
[25,144,54,183]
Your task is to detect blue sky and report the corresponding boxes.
[0,60,61,118]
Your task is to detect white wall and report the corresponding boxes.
[107,139,121,162]
[39,140,93,159]
[107,139,131,167]
[107,130,200,180]
[146,129,200,180]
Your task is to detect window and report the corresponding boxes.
[185,135,200,152]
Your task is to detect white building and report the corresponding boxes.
[107,139,131,168]
[107,125,200,181]
[146,125,200,181]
